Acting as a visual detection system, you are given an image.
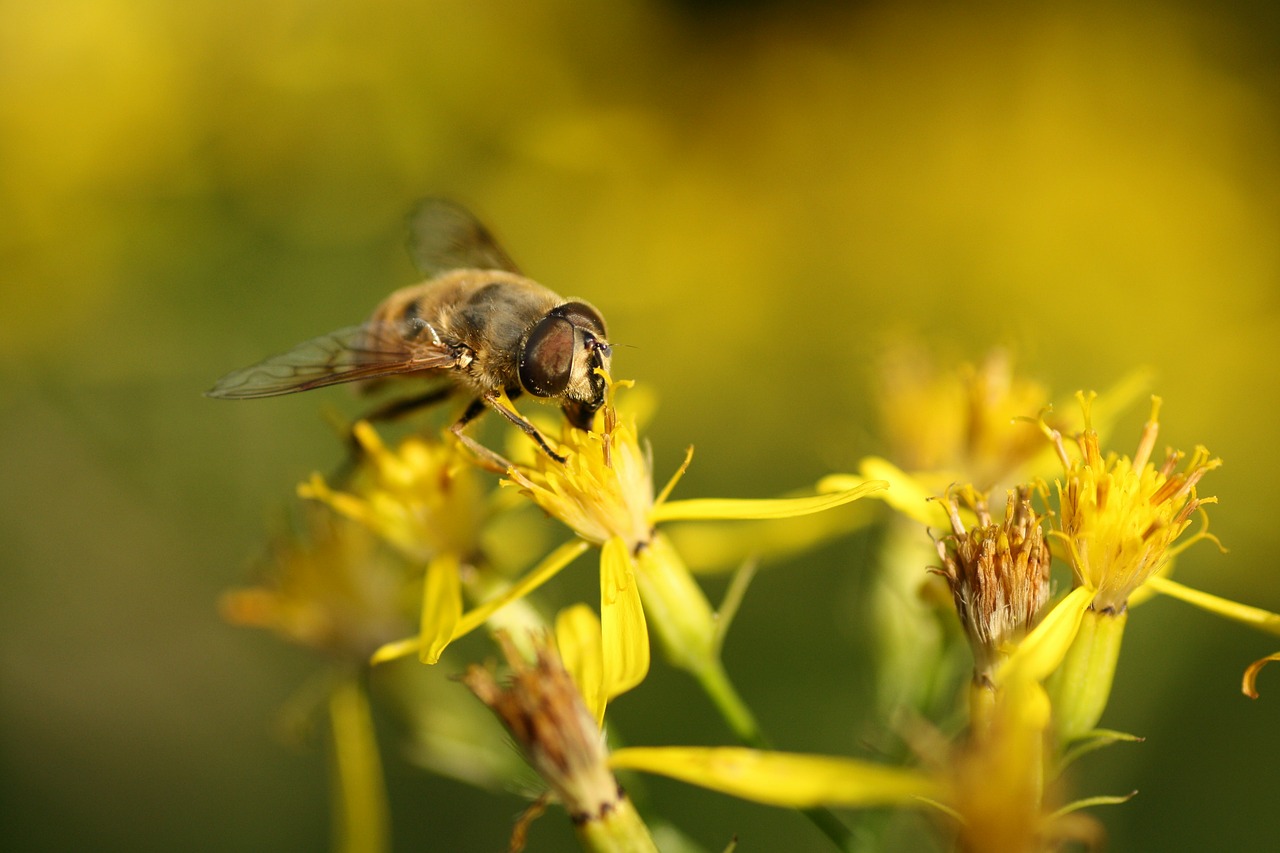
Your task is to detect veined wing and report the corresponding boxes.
[206,322,459,399]
[405,198,520,278]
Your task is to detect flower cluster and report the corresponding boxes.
[220,358,1280,853]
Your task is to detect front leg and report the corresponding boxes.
[483,390,568,464]
[481,389,568,464]
[449,396,516,473]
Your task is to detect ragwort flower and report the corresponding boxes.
[376,377,885,718]
[1045,394,1219,613]
[300,422,555,665]
[1026,393,1280,737]
[932,486,1052,694]
[822,350,1145,719]
[221,507,404,853]
[220,507,412,662]
[298,421,487,564]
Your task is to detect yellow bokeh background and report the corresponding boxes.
[3,1,1279,850]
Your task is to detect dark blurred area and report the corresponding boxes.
[3,1,1280,850]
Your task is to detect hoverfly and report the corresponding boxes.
[207,199,612,466]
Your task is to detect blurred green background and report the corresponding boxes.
[4,0,1280,850]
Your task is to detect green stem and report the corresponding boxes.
[693,657,765,746]
[328,674,390,853]
[692,658,857,853]
[574,795,661,853]
[1046,607,1128,744]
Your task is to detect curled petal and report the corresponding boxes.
[1244,652,1280,699]
[370,539,589,665]
[608,747,940,809]
[601,537,650,698]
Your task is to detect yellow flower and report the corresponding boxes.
[821,351,1144,719]
[874,345,1054,490]
[220,507,412,662]
[1023,393,1280,737]
[298,421,488,564]
[375,377,886,715]
[1045,394,1219,612]
[1034,395,1218,739]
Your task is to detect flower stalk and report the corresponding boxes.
[328,674,390,853]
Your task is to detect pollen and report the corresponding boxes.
[503,379,656,552]
[1047,394,1220,612]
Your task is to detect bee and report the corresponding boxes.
[206,199,612,466]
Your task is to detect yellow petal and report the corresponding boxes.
[369,539,589,665]
[369,636,422,666]
[664,501,875,575]
[1243,652,1280,699]
[998,586,1094,685]
[454,539,590,639]
[419,553,462,665]
[826,459,951,529]
[556,604,608,726]
[653,480,886,524]
[1003,673,1053,732]
[608,747,940,809]
[601,537,650,698]
[1145,576,1280,636]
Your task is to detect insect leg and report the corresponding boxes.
[449,397,518,473]
[479,390,568,464]
[359,384,457,423]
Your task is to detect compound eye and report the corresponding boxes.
[519,314,575,397]
[552,301,607,339]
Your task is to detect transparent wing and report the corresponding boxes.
[206,322,460,399]
[405,198,520,278]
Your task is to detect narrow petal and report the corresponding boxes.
[654,445,694,507]
[663,501,875,575]
[1243,652,1280,699]
[825,459,952,529]
[601,537,650,698]
[1146,576,1280,637]
[556,604,608,726]
[369,539,589,666]
[998,586,1093,685]
[608,747,940,809]
[653,480,886,524]
[454,539,590,639]
[369,636,422,666]
[419,553,462,664]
